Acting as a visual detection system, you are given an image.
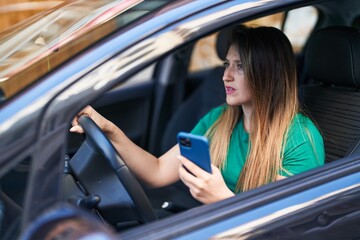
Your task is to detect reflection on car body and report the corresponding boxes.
[0,0,360,239]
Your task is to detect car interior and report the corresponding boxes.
[1,0,360,238]
[65,23,360,230]
[301,26,360,162]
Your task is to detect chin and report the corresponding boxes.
[226,98,242,106]
[226,101,242,106]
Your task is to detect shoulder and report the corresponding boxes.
[191,105,227,135]
[281,113,325,176]
[205,104,227,121]
[287,113,322,143]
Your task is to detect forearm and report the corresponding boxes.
[71,106,179,187]
[103,120,179,187]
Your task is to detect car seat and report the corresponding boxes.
[301,26,360,162]
[160,27,230,154]
[150,28,230,214]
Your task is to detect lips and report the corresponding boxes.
[225,86,236,94]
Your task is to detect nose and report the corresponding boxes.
[222,67,234,82]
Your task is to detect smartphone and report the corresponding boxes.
[177,132,212,173]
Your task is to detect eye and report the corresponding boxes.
[223,61,229,68]
[237,63,243,70]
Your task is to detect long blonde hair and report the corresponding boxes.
[207,26,299,192]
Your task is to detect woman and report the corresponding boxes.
[71,26,325,204]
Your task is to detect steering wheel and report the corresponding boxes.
[67,115,157,225]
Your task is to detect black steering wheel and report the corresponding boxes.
[68,115,157,225]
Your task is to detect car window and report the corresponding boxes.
[283,6,318,53]
[188,33,223,73]
[0,0,169,104]
[0,1,61,33]
[244,12,284,29]
[246,7,318,53]
[120,63,156,89]
[189,6,318,73]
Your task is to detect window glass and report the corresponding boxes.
[116,63,155,90]
[244,13,284,29]
[0,0,170,103]
[244,7,318,53]
[188,33,222,73]
[189,7,318,73]
[283,6,318,53]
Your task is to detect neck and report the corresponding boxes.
[242,103,253,132]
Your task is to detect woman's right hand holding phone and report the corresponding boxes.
[178,155,235,204]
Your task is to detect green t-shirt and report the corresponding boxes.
[191,105,325,192]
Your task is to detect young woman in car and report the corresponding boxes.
[71,25,325,204]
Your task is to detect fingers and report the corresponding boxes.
[178,155,211,193]
[71,117,79,129]
[179,165,206,198]
[178,155,211,179]
[179,164,198,188]
[70,106,93,133]
[179,165,213,202]
[69,125,84,134]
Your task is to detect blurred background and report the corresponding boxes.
[0,0,63,32]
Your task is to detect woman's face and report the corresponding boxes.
[223,45,252,107]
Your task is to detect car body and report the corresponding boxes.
[0,0,360,239]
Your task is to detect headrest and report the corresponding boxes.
[305,26,360,87]
[216,26,233,60]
